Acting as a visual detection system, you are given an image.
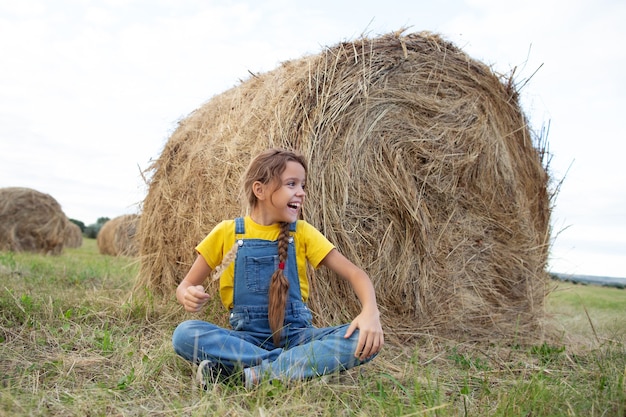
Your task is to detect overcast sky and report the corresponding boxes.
[1,0,624,278]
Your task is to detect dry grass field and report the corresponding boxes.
[1,238,624,416]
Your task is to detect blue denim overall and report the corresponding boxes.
[172,218,372,383]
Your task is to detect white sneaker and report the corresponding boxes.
[196,359,220,390]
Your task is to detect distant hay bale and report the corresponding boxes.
[115,214,140,256]
[0,187,68,255]
[97,218,117,256]
[134,31,551,342]
[97,214,140,256]
[64,221,83,248]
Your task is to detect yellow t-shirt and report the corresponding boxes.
[196,216,335,309]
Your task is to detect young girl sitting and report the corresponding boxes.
[172,148,384,388]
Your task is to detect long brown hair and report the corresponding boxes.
[242,148,307,346]
[268,221,291,346]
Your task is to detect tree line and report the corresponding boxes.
[68,217,110,239]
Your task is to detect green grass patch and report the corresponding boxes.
[547,281,626,345]
[1,240,624,416]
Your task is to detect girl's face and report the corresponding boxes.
[253,161,306,225]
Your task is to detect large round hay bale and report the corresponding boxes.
[134,31,551,342]
[0,187,68,255]
[97,214,140,256]
[63,221,83,248]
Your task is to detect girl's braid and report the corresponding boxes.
[268,221,291,346]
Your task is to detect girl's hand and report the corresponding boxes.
[176,255,212,312]
[345,309,384,360]
[182,285,211,313]
[320,249,384,360]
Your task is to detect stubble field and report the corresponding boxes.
[1,239,624,416]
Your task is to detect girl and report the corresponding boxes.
[172,148,384,388]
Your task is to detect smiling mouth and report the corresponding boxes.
[288,202,300,210]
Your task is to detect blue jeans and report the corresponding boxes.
[172,313,372,382]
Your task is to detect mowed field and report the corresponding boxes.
[1,238,624,416]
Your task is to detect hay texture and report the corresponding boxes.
[135,31,551,342]
[64,222,83,248]
[0,187,70,255]
[97,214,140,257]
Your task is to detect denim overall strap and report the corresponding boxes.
[230,218,304,336]
[235,217,245,234]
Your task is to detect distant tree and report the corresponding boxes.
[69,218,86,233]
[85,225,98,239]
[84,217,110,239]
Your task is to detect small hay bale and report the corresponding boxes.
[97,218,117,256]
[134,31,551,343]
[0,187,68,255]
[63,221,83,248]
[114,214,140,257]
[97,214,140,256]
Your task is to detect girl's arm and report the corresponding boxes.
[176,254,212,313]
[320,249,384,360]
